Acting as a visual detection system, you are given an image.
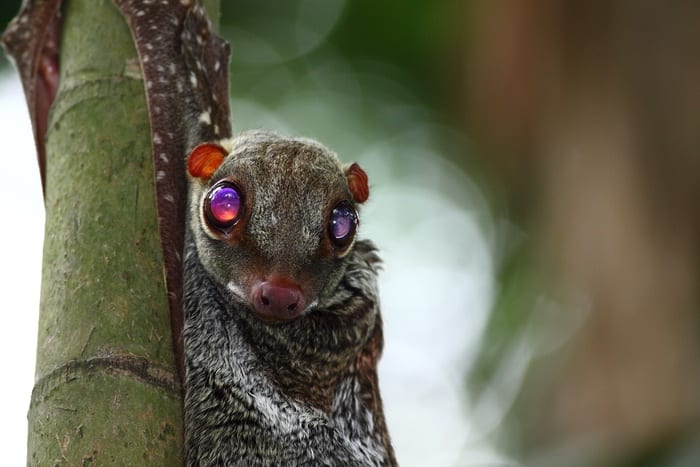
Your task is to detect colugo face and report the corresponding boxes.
[187,131,369,323]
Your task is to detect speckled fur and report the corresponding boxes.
[184,130,396,465]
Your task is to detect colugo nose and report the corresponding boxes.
[252,280,305,322]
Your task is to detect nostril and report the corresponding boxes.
[253,281,304,321]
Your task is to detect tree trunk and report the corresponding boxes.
[27,0,194,463]
[463,1,700,464]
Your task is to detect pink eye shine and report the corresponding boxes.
[330,208,353,239]
[328,201,358,248]
[207,184,241,227]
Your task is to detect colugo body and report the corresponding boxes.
[183,130,395,466]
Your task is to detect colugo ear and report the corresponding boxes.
[345,163,369,203]
[187,142,227,179]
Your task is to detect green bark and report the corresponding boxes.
[28,0,184,464]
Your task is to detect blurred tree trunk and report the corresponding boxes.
[463,1,700,465]
[27,0,198,463]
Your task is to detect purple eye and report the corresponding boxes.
[328,201,358,248]
[205,182,242,230]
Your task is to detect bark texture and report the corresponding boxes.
[28,0,182,464]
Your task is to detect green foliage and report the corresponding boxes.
[467,238,540,396]
[220,0,463,111]
[0,1,20,67]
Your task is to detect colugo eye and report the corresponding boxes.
[328,201,358,248]
[205,182,242,230]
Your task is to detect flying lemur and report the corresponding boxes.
[4,0,395,464]
[183,131,396,465]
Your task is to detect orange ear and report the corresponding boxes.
[345,163,369,203]
[187,143,227,179]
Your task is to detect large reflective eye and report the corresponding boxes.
[328,201,358,249]
[205,182,242,230]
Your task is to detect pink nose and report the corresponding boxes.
[252,281,304,322]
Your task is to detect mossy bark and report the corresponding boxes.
[27,0,196,464]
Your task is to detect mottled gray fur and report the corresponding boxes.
[183,131,396,465]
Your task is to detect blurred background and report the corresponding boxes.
[2,1,700,466]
